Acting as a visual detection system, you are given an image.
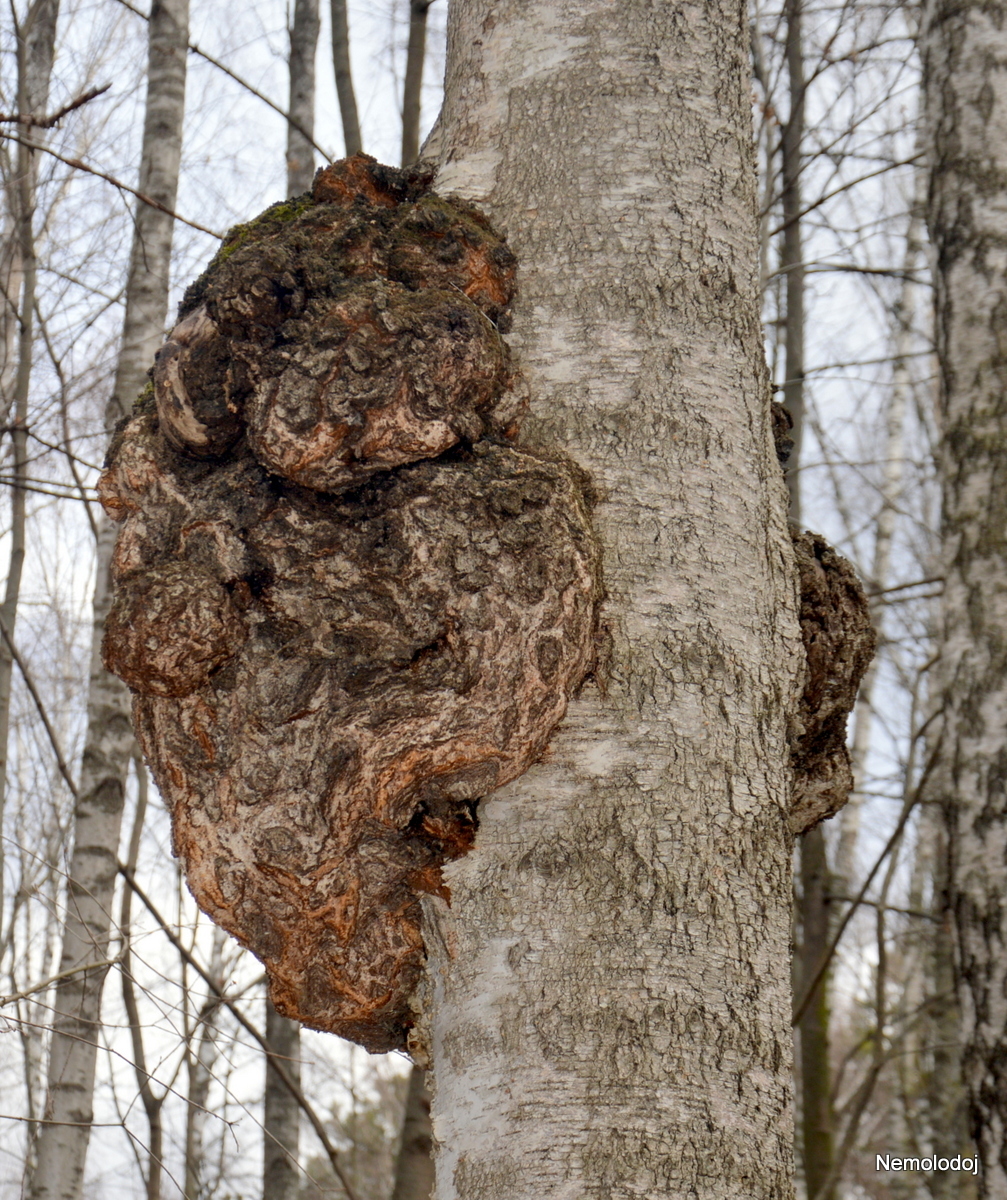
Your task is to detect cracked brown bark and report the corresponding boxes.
[923,0,1007,1191]
[100,155,601,1052]
[29,1,188,1196]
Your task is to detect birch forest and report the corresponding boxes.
[0,0,1001,1197]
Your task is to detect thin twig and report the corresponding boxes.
[0,956,121,1007]
[0,132,222,238]
[867,576,943,597]
[118,865,363,1200]
[0,612,79,800]
[0,84,112,128]
[792,726,942,1027]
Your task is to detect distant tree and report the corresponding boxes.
[924,0,1007,1191]
[29,1,189,1196]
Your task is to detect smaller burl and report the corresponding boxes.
[100,156,601,1053]
[789,529,876,836]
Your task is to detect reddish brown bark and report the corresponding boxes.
[99,155,600,1052]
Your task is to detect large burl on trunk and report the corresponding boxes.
[99,156,601,1052]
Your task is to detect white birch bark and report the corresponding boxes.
[183,926,226,1200]
[0,0,59,940]
[923,1,1007,1191]
[263,999,301,1200]
[420,3,803,1196]
[29,2,189,1196]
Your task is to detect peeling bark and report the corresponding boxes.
[100,155,600,1052]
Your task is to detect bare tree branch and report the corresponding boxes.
[0,83,111,128]
[0,132,222,238]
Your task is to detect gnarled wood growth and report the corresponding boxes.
[99,155,601,1052]
[790,529,876,836]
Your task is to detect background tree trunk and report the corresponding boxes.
[400,1,433,167]
[29,2,189,1196]
[263,999,301,1200]
[421,1,802,1196]
[330,0,361,155]
[266,1,317,1181]
[923,0,1007,1191]
[182,925,225,1200]
[286,0,319,195]
[0,0,58,940]
[390,1066,434,1200]
[780,5,836,1194]
[781,0,806,524]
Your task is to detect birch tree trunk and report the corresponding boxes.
[923,0,1007,1191]
[0,0,59,939]
[183,927,226,1200]
[29,2,189,1196]
[401,1,433,167]
[330,0,361,155]
[390,1066,434,1200]
[286,0,319,195]
[421,2,803,1195]
[778,5,836,1193]
[265,0,317,1181]
[263,999,301,1200]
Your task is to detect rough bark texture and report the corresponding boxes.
[100,155,601,1052]
[789,530,876,837]
[923,0,1007,1191]
[415,2,804,1197]
[29,1,189,1196]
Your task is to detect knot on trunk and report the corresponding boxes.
[789,529,876,836]
[99,155,601,1052]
